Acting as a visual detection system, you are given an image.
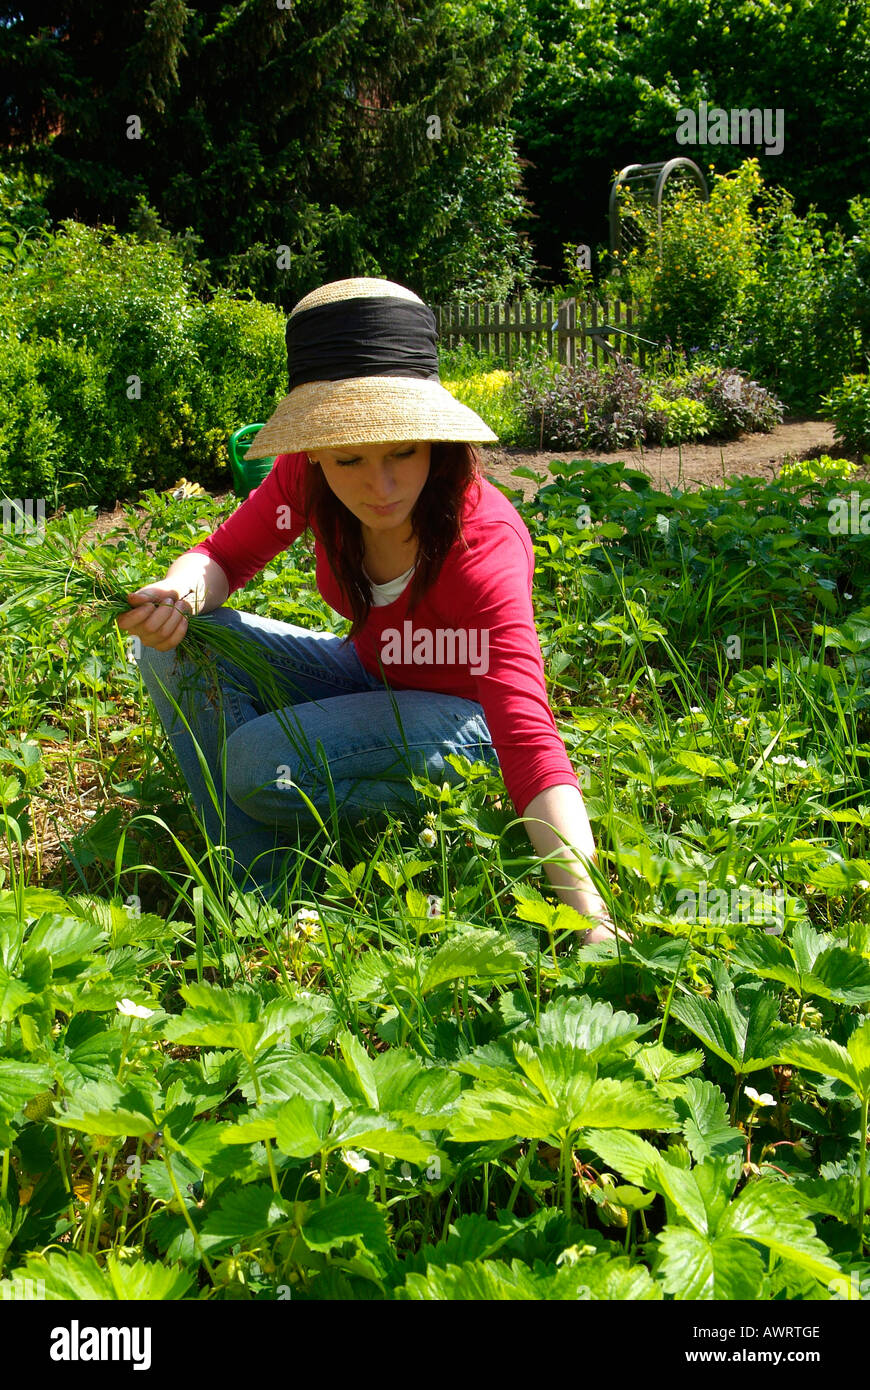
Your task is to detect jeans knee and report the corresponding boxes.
[224,728,281,821]
[135,643,176,676]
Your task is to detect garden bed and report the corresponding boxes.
[480,416,854,500]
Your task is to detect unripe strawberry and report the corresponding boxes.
[23,1090,55,1122]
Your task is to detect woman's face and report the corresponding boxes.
[307,440,432,543]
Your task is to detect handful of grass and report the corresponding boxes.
[0,514,287,706]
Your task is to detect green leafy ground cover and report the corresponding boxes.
[0,454,869,1300]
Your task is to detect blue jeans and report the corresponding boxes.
[135,605,500,895]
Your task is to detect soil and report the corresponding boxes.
[477,416,867,503]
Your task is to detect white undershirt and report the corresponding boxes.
[364,561,416,607]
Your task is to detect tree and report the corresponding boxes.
[512,0,870,287]
[0,0,539,303]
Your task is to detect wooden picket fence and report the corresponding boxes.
[431,296,654,370]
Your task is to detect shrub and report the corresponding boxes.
[778,454,859,490]
[681,367,784,437]
[0,222,287,508]
[612,161,763,360]
[516,354,654,450]
[647,391,711,445]
[515,357,784,451]
[441,369,526,443]
[733,184,856,412]
[823,373,870,454]
[607,159,867,413]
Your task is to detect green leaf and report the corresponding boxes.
[0,1250,192,1300]
[632,1041,705,1084]
[273,1097,334,1157]
[401,1258,545,1300]
[847,1018,870,1088]
[536,994,652,1059]
[656,1228,764,1300]
[0,1059,54,1119]
[777,1030,863,1096]
[51,1080,158,1138]
[200,1184,288,1253]
[675,1077,745,1163]
[0,963,36,1021]
[161,982,311,1059]
[670,985,795,1073]
[735,928,870,1003]
[346,947,416,1003]
[25,914,106,968]
[268,1054,368,1110]
[578,1130,663,1189]
[791,1175,855,1224]
[330,1113,436,1163]
[420,929,526,994]
[671,751,737,777]
[717,1178,842,1284]
[570,1078,680,1132]
[449,1051,678,1144]
[551,1252,661,1300]
[300,1194,391,1255]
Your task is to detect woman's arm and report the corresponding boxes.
[163,551,230,615]
[520,783,626,943]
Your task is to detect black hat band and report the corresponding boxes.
[286,296,441,392]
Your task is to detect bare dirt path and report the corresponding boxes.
[477,417,863,502]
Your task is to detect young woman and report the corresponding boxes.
[117,277,623,944]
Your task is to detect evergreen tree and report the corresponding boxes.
[0,0,539,303]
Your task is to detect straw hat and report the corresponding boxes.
[244,277,499,457]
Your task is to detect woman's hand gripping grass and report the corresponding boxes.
[117,586,197,652]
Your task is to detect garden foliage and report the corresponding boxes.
[0,455,869,1299]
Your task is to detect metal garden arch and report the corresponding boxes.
[609,158,709,258]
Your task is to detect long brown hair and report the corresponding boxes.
[302,442,483,644]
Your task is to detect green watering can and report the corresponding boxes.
[228,424,277,499]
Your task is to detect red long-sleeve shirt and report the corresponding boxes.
[186,453,580,816]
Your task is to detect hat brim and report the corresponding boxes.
[243,377,499,457]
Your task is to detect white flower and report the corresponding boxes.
[341,1150,371,1173]
[426,895,442,918]
[294,908,321,939]
[419,827,437,849]
[116,998,154,1019]
[744,1085,776,1108]
[771,754,789,765]
[689,706,702,715]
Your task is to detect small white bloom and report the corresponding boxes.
[294,908,321,939]
[689,706,702,715]
[342,1150,371,1173]
[116,998,154,1019]
[744,1085,776,1108]
[771,754,789,765]
[426,895,442,918]
[419,827,437,849]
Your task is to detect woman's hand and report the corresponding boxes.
[116,585,195,653]
[582,911,632,946]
